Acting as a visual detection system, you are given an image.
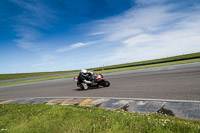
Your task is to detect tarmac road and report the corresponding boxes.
[0,63,200,101]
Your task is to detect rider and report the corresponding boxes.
[78,69,94,84]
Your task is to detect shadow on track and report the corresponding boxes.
[75,86,104,91]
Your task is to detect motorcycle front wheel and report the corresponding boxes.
[103,81,110,87]
[80,83,88,90]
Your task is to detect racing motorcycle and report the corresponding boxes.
[74,73,110,90]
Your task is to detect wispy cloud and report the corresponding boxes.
[85,0,200,66]
[11,0,56,28]
[89,4,181,41]
[3,0,200,73]
[30,53,76,72]
[31,54,57,67]
[135,0,167,5]
[13,26,42,50]
[56,42,95,53]
[11,0,56,51]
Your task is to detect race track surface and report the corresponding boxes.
[0,63,200,101]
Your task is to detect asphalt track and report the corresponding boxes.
[0,63,200,101]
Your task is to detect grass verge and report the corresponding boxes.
[91,52,200,71]
[0,58,199,86]
[0,104,199,133]
[1,52,200,81]
[0,59,200,86]
[97,58,200,74]
[0,70,79,81]
[0,74,78,86]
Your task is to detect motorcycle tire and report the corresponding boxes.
[80,84,84,90]
[81,83,88,90]
[103,81,110,87]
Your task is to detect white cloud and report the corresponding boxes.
[84,1,200,66]
[135,0,167,5]
[89,4,181,42]
[56,42,94,53]
[123,34,159,46]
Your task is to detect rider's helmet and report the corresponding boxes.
[81,69,87,74]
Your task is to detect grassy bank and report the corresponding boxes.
[0,58,200,86]
[0,70,79,81]
[98,58,200,74]
[91,52,200,71]
[0,104,199,133]
[0,52,199,81]
[0,74,78,86]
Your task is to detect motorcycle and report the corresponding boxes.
[74,73,110,90]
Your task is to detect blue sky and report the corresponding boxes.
[0,0,200,74]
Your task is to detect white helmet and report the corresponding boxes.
[81,69,87,74]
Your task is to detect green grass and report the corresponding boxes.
[98,58,200,74]
[91,52,200,71]
[0,70,79,81]
[0,104,199,133]
[0,74,78,86]
[0,52,200,81]
[0,58,200,86]
[0,52,200,86]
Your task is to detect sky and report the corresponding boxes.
[0,0,200,74]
